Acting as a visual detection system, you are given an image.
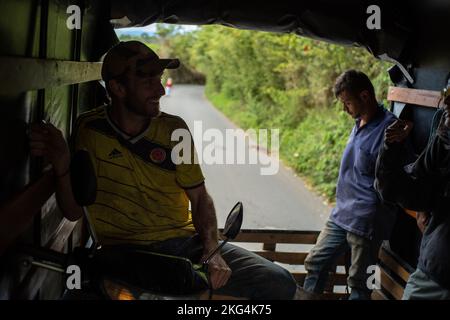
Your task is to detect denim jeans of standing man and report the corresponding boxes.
[303,219,382,300]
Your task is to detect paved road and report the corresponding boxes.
[161,85,331,231]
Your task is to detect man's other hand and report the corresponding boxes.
[29,122,71,176]
[202,252,232,290]
[416,211,430,233]
[385,119,414,144]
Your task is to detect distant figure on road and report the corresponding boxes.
[301,70,398,300]
[165,77,173,96]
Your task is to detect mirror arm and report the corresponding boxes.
[202,239,228,265]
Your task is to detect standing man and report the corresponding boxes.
[28,41,297,299]
[375,86,450,299]
[302,70,397,300]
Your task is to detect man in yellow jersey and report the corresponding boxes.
[28,41,297,299]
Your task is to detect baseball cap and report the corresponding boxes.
[101,41,180,82]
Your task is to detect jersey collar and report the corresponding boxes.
[106,106,158,144]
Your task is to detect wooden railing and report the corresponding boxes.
[387,86,444,109]
[221,229,350,299]
[222,229,414,300]
[371,245,414,300]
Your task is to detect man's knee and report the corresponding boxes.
[219,243,296,299]
[304,250,314,270]
[304,228,347,273]
[261,265,297,299]
[304,248,323,273]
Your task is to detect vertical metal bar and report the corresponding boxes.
[68,0,85,252]
[37,0,49,113]
[33,0,49,248]
[69,0,84,133]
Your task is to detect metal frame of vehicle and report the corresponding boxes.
[1,0,449,299]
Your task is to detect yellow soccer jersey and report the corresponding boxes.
[71,105,204,245]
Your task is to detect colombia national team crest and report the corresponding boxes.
[149,147,167,164]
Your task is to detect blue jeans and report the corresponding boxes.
[303,219,381,300]
[143,236,297,300]
[402,269,450,300]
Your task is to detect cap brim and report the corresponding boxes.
[136,58,180,77]
[161,58,180,69]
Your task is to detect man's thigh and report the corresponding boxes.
[143,236,296,299]
[214,242,297,300]
[346,233,381,281]
[304,220,349,272]
[345,233,382,299]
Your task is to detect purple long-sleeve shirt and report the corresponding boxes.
[330,105,397,239]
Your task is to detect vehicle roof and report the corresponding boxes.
[112,1,448,65]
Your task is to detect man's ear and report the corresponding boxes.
[109,79,126,98]
[359,90,371,103]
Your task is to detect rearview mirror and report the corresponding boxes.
[222,202,243,240]
[202,202,243,266]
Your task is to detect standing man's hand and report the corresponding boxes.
[201,250,232,290]
[416,211,430,233]
[385,119,414,144]
[29,122,71,176]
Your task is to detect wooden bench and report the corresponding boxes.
[371,244,414,300]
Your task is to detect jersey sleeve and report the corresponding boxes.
[171,118,205,189]
[69,114,98,175]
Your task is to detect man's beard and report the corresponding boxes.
[350,111,361,119]
[124,97,159,118]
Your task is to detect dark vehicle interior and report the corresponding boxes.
[1,0,449,299]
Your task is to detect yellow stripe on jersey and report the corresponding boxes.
[72,105,204,245]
